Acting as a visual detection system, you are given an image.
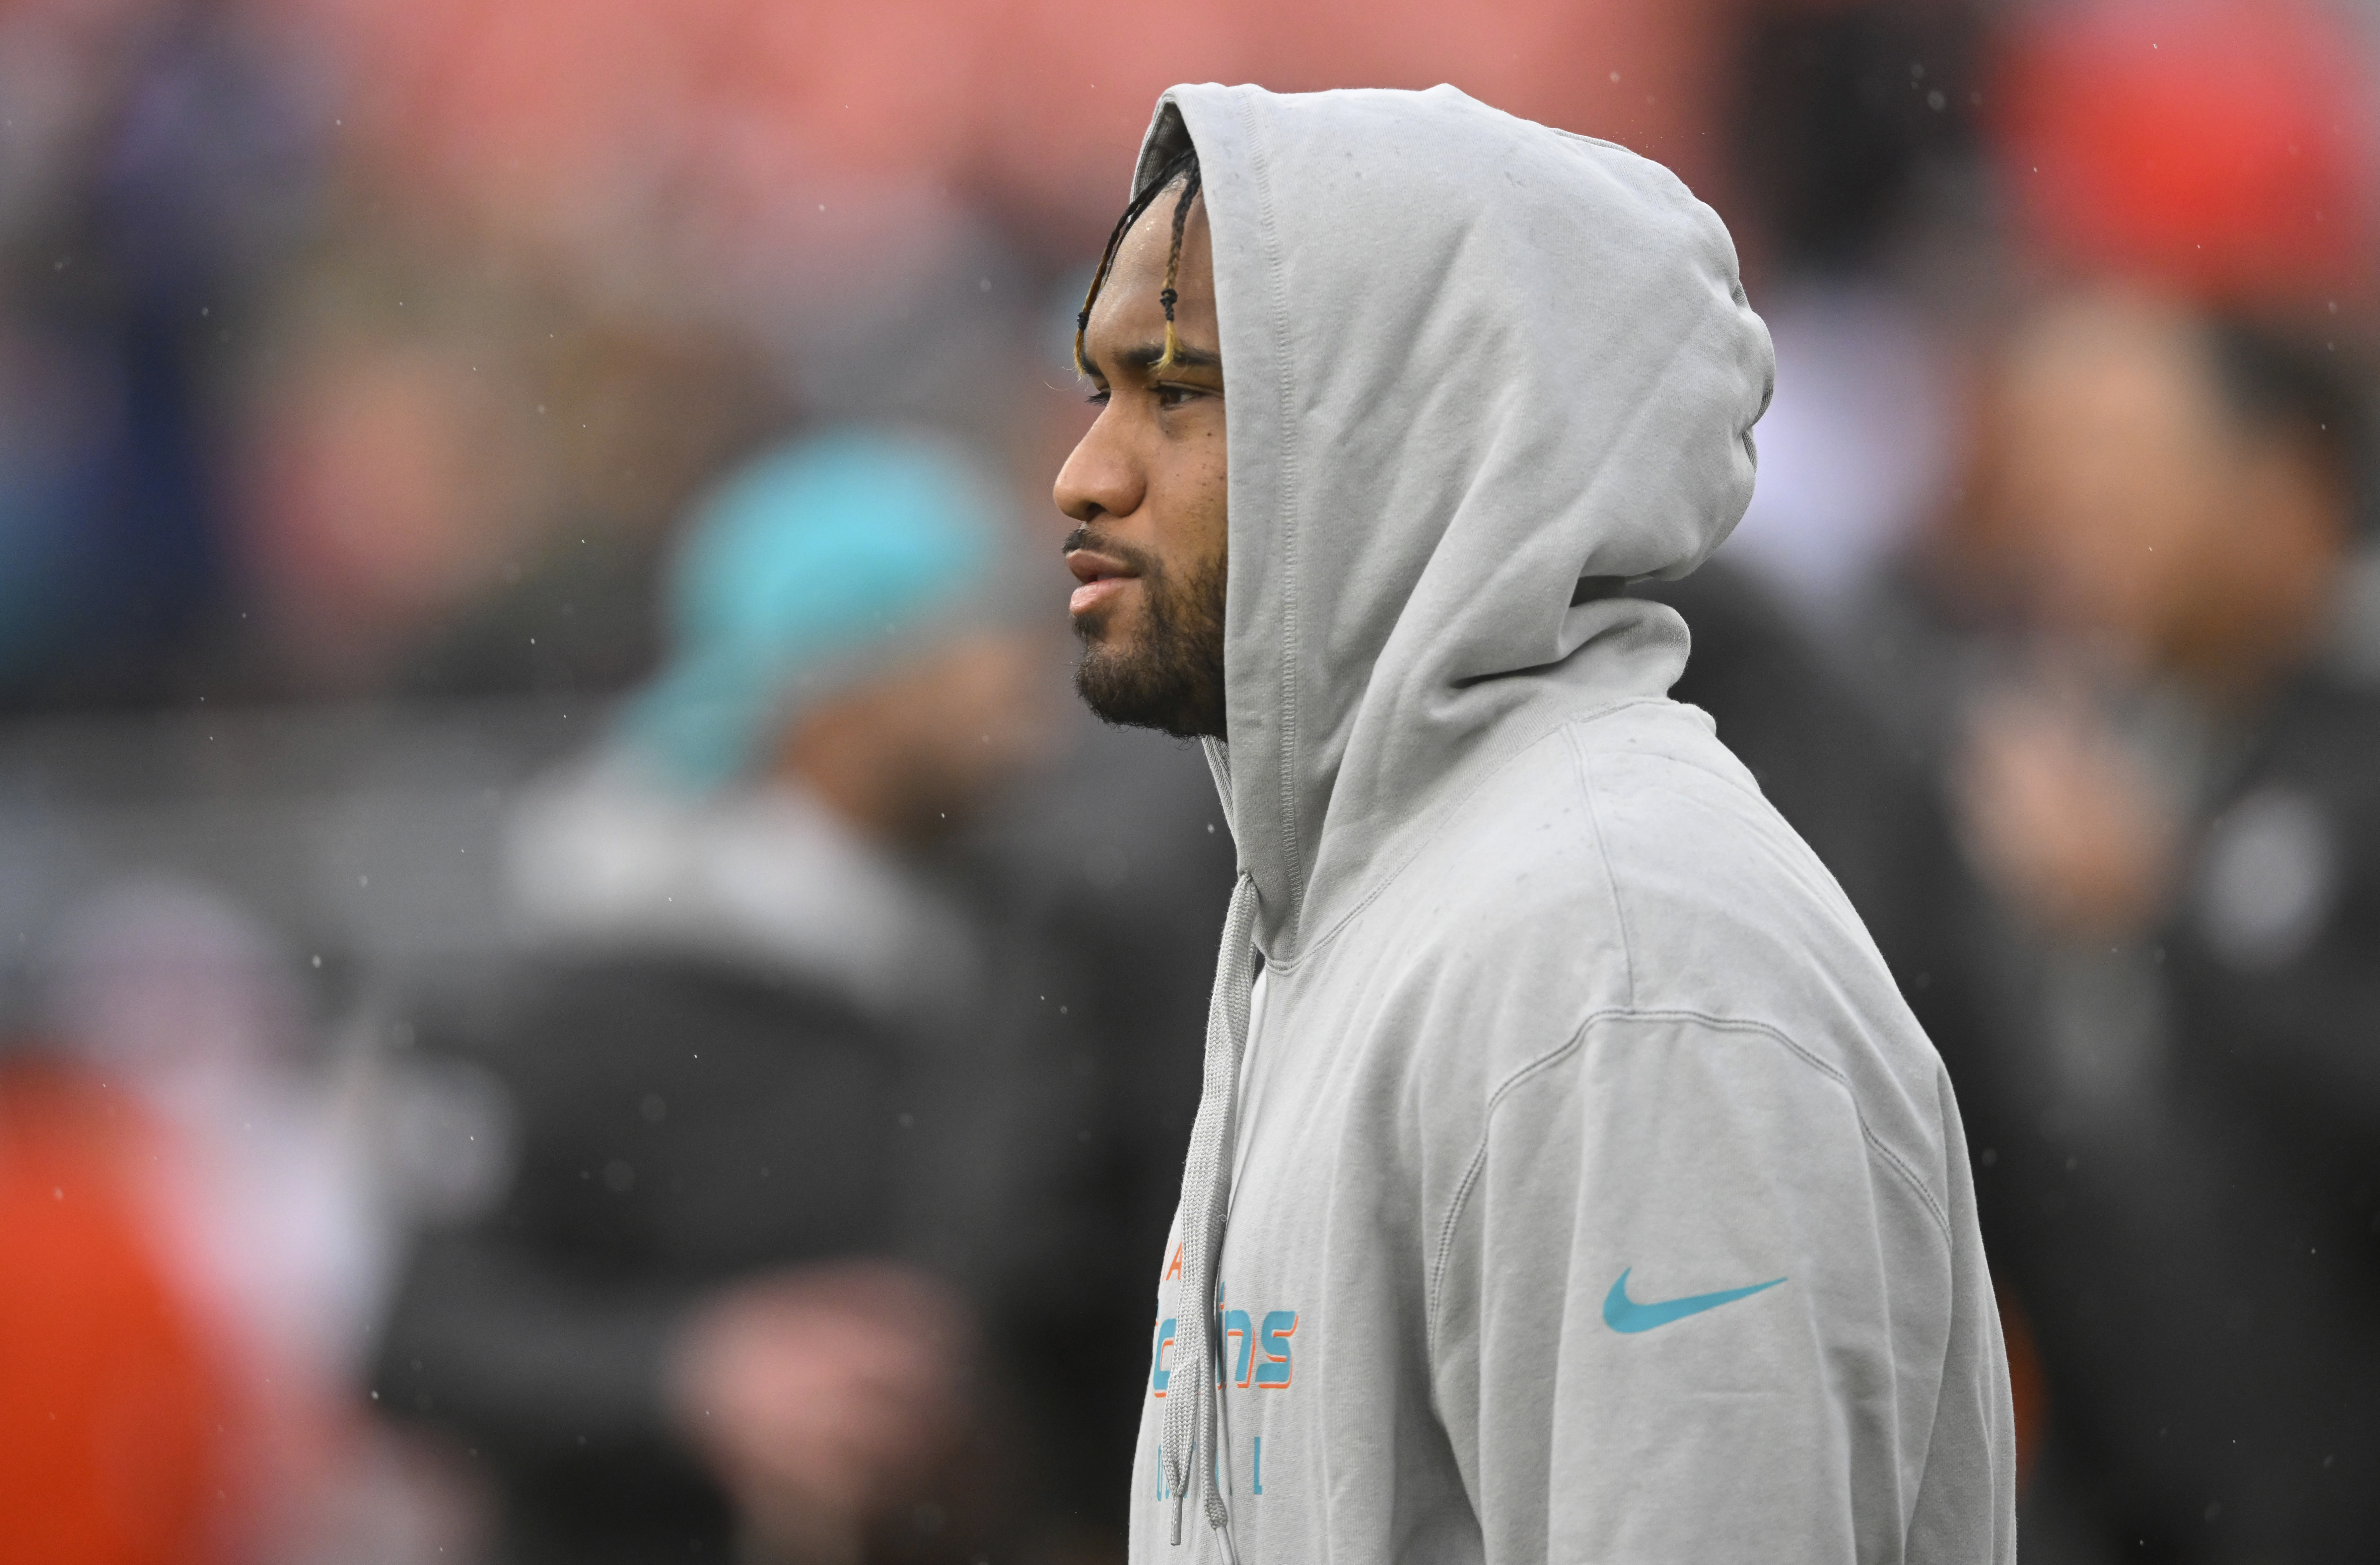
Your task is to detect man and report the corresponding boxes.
[2150,320,2380,1562]
[1056,85,2014,1562]
[1948,293,2380,1562]
[377,430,1062,1565]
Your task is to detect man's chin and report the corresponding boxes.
[1072,644,1219,739]
[1066,552,1226,737]
[1068,589,1142,648]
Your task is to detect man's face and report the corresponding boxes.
[1990,294,2230,665]
[1055,180,1228,738]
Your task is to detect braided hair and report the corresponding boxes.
[1074,146,1204,377]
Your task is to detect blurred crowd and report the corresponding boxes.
[5,0,2380,1562]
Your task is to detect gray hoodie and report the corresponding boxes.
[1124,85,2015,1563]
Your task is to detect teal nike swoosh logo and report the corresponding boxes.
[1603,1267,1785,1333]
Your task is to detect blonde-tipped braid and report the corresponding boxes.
[1074,146,1202,376]
[1153,162,1203,372]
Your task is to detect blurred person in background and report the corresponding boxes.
[375,429,1069,1565]
[1,1016,247,1565]
[38,881,393,1402]
[1953,289,2380,1561]
[228,261,792,703]
[3,877,470,1565]
[1747,6,2380,1549]
[1647,2,2063,1480]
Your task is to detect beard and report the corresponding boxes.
[1068,528,1227,739]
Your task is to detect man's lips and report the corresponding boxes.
[1065,548,1138,617]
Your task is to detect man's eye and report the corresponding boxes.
[1084,387,1111,407]
[1153,383,1203,409]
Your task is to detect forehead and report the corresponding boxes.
[1092,185,1213,321]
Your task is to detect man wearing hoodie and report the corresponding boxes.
[1057,86,2014,1563]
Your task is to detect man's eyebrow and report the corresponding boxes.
[1112,340,1222,374]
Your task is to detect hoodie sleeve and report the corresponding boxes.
[1426,1009,2014,1565]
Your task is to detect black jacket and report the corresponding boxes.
[2069,668,2380,1562]
[377,953,966,1564]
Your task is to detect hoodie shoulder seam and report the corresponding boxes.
[1425,1005,1952,1357]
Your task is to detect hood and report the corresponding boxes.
[1135,85,1773,961]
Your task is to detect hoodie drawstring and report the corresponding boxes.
[1167,870,1260,1547]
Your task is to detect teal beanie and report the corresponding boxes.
[620,429,1016,789]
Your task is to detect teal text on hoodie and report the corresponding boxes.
[1121,84,2016,1565]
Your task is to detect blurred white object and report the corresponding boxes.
[1721,284,1957,621]
[2194,785,2337,971]
[38,877,391,1382]
[504,751,980,1024]
[2325,543,2380,685]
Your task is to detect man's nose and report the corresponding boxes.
[1054,416,1144,524]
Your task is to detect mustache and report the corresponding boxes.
[1061,525,1159,576]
